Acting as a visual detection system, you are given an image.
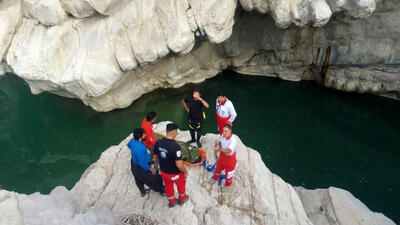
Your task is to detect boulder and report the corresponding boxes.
[0,191,24,225]
[188,0,237,43]
[0,0,21,61]
[0,63,11,76]
[60,0,96,18]
[295,187,395,225]
[22,0,67,26]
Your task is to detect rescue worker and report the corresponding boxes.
[213,124,237,187]
[127,128,164,197]
[153,123,189,208]
[216,91,237,135]
[182,90,209,147]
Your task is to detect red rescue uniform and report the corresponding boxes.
[160,171,186,203]
[154,138,187,204]
[213,134,238,186]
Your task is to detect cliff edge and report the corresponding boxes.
[0,122,394,225]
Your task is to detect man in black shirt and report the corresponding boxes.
[153,123,189,208]
[182,90,209,147]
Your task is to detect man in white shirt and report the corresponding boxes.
[213,124,237,187]
[216,91,237,135]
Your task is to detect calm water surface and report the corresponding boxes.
[0,72,399,222]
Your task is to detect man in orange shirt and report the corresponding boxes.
[141,111,157,166]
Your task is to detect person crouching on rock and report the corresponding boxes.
[153,123,189,208]
[127,128,165,197]
[213,124,237,187]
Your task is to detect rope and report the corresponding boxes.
[118,213,159,225]
[202,158,225,186]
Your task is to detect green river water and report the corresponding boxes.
[0,72,399,222]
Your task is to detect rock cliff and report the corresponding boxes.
[0,122,395,225]
[0,0,398,111]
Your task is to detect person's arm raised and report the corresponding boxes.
[198,97,209,108]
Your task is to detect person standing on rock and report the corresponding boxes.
[127,128,165,197]
[213,124,238,187]
[141,111,157,151]
[141,111,160,170]
[153,123,189,208]
[216,91,237,135]
[182,90,209,148]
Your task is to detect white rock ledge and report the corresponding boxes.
[0,122,394,225]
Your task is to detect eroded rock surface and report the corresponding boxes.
[295,187,394,225]
[0,122,395,225]
[1,0,398,111]
[0,0,21,62]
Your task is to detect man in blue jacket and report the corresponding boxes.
[127,128,164,197]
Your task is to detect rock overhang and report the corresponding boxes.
[2,0,399,112]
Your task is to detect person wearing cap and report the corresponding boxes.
[153,123,189,208]
[127,128,165,197]
[216,91,237,135]
[182,90,209,147]
[213,124,238,187]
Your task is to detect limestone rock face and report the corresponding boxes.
[59,0,95,18]
[0,122,395,225]
[295,187,395,225]
[188,0,237,43]
[0,0,21,62]
[312,1,400,98]
[0,63,11,76]
[0,191,24,225]
[1,0,398,111]
[22,0,67,26]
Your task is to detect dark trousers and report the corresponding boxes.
[188,118,203,141]
[148,146,159,171]
[130,161,164,194]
